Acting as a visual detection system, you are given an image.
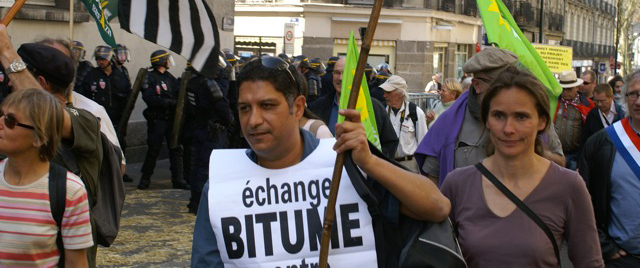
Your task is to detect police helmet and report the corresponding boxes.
[293,55,310,69]
[113,44,130,64]
[225,53,238,66]
[377,63,390,72]
[309,58,326,74]
[277,53,290,63]
[94,45,113,61]
[150,50,174,68]
[72,41,86,61]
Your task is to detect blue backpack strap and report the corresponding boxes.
[49,162,68,267]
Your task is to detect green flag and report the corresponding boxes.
[102,0,119,22]
[478,0,562,118]
[80,0,117,47]
[337,32,381,151]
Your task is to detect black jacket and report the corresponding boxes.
[309,91,399,158]
[578,129,621,260]
[581,102,625,146]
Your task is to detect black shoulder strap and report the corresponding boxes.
[475,163,561,268]
[49,162,68,267]
[408,102,418,130]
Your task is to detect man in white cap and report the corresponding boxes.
[381,75,427,173]
[554,70,595,170]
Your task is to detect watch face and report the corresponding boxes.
[9,60,26,73]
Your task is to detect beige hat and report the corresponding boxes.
[380,75,408,92]
[462,47,518,79]
[557,71,583,88]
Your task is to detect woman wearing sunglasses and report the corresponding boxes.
[0,88,93,267]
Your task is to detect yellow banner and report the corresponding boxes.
[532,44,573,73]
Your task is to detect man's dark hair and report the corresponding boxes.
[236,57,306,109]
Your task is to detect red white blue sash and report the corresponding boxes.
[606,118,640,179]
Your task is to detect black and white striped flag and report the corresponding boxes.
[119,0,221,78]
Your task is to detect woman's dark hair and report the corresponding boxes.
[608,75,624,92]
[480,66,551,156]
[236,57,307,111]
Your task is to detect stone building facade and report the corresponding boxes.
[234,0,482,91]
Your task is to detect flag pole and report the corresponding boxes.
[318,0,384,266]
[1,0,27,25]
[69,0,74,41]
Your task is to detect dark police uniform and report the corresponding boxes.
[305,71,322,105]
[80,66,131,130]
[139,69,186,189]
[74,60,94,94]
[182,70,233,213]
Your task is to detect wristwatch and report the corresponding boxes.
[6,59,26,75]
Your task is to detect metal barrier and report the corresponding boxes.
[408,92,440,113]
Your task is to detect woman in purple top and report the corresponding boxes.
[441,66,604,268]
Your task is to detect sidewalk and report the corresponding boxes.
[97,160,194,268]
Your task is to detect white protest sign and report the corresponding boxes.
[209,139,377,267]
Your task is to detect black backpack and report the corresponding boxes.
[49,162,70,268]
[344,143,466,268]
[406,101,418,131]
[58,132,125,247]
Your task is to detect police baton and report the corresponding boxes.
[1,0,27,26]
[170,70,192,149]
[318,0,384,266]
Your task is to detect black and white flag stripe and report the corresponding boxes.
[119,0,220,78]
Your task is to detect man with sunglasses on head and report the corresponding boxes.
[138,50,189,190]
[581,70,597,100]
[579,69,640,268]
[191,56,450,267]
[415,48,566,186]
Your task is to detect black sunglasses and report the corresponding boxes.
[0,112,35,130]
[259,56,301,94]
[583,81,591,86]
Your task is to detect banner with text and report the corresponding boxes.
[208,139,377,267]
[532,44,573,73]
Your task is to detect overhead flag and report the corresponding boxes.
[80,0,117,47]
[119,0,221,78]
[477,0,563,118]
[337,31,381,151]
[102,0,119,22]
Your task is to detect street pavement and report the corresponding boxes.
[97,160,194,268]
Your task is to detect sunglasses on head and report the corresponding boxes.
[0,112,35,130]
[259,56,301,94]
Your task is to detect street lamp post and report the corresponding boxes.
[539,0,545,43]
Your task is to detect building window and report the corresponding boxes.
[433,45,447,76]
[455,44,469,80]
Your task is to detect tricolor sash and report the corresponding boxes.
[606,118,640,180]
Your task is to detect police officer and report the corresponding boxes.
[80,46,132,131]
[138,50,189,190]
[321,56,339,98]
[182,58,233,214]
[295,56,322,104]
[72,41,94,94]
[112,44,131,84]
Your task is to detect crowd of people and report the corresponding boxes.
[0,22,638,267]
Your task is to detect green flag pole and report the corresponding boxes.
[318,0,384,266]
